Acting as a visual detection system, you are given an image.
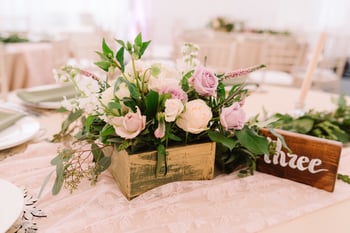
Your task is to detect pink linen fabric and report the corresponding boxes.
[1,141,350,233]
[5,43,54,90]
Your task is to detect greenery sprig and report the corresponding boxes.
[267,94,350,184]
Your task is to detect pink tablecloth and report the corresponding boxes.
[1,141,350,233]
[5,43,55,90]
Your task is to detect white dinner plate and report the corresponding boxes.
[0,115,41,150]
[0,179,24,233]
[16,83,74,109]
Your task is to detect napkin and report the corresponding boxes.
[16,84,78,104]
[0,111,25,132]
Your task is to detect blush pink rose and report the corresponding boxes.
[220,102,246,130]
[109,108,146,139]
[189,65,218,97]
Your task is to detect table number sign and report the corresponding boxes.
[257,128,342,192]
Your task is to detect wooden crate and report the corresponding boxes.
[106,142,216,200]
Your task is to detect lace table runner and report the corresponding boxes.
[1,142,350,233]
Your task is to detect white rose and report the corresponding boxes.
[164,99,184,122]
[115,82,130,99]
[100,85,115,106]
[124,60,149,82]
[148,63,181,91]
[148,76,180,92]
[176,99,212,134]
[76,76,100,96]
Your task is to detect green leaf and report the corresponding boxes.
[60,109,83,133]
[115,39,125,47]
[127,82,140,99]
[123,98,137,112]
[134,32,142,46]
[139,40,151,57]
[145,90,159,120]
[208,130,236,150]
[100,124,115,142]
[126,41,132,52]
[116,47,125,72]
[338,94,346,109]
[97,156,111,172]
[52,162,64,195]
[268,128,291,152]
[95,51,109,61]
[156,144,167,175]
[292,117,314,134]
[85,115,96,133]
[38,170,54,198]
[167,133,182,142]
[51,154,62,165]
[94,61,110,72]
[102,38,114,58]
[235,126,269,154]
[91,143,103,162]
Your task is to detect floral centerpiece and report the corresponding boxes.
[50,33,270,196]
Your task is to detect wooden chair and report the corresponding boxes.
[196,39,237,74]
[172,29,237,73]
[248,36,308,87]
[292,56,347,93]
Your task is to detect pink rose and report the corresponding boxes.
[220,102,246,130]
[176,99,212,134]
[159,86,188,102]
[189,65,218,97]
[109,108,146,139]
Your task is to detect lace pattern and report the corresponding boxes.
[1,142,350,233]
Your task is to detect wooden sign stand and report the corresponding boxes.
[257,128,342,192]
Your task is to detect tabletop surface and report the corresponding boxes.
[1,84,350,233]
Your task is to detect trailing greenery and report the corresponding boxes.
[267,94,350,184]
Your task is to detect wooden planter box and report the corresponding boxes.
[106,142,216,200]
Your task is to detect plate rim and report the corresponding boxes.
[0,115,41,150]
[15,83,72,109]
[0,179,24,233]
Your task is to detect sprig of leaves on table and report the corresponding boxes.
[268,95,350,143]
[267,94,350,184]
[0,34,29,43]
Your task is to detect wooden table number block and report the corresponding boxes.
[257,128,342,192]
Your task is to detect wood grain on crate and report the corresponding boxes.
[107,142,216,200]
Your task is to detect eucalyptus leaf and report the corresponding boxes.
[52,162,64,195]
[97,156,111,172]
[91,143,103,162]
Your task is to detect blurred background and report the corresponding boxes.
[1,0,350,95]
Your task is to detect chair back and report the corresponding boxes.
[196,39,236,73]
[262,37,308,73]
